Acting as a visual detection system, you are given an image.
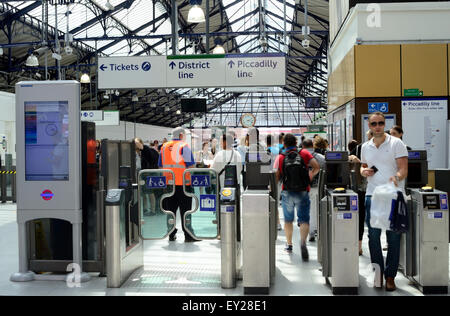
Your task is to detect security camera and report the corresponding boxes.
[302,39,310,49]
[64,46,73,55]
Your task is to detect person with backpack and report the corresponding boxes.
[274,134,320,261]
[302,139,325,242]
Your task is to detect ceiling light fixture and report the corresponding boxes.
[80,73,90,83]
[25,54,39,67]
[212,38,225,54]
[187,0,205,23]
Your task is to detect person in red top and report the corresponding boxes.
[274,134,320,261]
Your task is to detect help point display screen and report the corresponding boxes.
[25,101,69,181]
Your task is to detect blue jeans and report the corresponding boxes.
[365,196,402,278]
[281,190,310,225]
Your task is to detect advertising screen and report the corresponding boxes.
[25,101,69,181]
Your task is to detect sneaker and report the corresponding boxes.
[301,244,309,261]
[309,235,315,242]
[284,244,293,253]
[277,223,282,231]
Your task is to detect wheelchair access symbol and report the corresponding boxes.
[146,176,167,189]
[191,175,210,187]
[200,195,216,212]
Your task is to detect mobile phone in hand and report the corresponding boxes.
[371,165,378,174]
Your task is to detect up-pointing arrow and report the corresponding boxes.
[169,61,177,70]
[228,60,235,69]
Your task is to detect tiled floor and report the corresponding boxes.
[0,203,448,296]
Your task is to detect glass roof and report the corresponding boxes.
[1,0,328,128]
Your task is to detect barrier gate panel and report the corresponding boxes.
[138,170,176,240]
[183,169,219,240]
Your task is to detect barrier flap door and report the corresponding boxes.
[183,169,219,239]
[138,169,176,240]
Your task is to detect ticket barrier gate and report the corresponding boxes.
[219,164,242,288]
[105,188,143,288]
[400,188,449,294]
[318,152,359,295]
[241,159,277,295]
[138,169,241,289]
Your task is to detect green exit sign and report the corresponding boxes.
[404,89,423,97]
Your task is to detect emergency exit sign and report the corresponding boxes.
[404,89,423,97]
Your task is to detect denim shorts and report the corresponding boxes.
[281,190,310,224]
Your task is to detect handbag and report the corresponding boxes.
[389,191,409,233]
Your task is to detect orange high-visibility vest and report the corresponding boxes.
[161,140,189,186]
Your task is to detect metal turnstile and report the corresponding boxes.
[105,189,143,288]
[319,188,359,295]
[400,188,449,294]
[220,188,237,289]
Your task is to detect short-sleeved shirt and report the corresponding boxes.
[361,134,408,195]
[274,147,314,192]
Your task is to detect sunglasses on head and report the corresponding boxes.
[370,121,385,127]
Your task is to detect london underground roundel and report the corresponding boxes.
[41,190,54,201]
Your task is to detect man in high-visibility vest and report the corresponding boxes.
[159,127,199,242]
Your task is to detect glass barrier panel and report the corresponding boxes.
[138,169,176,240]
[183,168,219,239]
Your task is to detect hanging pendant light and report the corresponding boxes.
[187,0,205,23]
[212,38,225,54]
[26,54,39,67]
[80,73,91,83]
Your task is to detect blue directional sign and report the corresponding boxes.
[200,194,216,212]
[191,175,211,187]
[368,102,389,113]
[146,176,167,189]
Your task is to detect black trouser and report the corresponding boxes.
[357,190,366,241]
[163,185,193,238]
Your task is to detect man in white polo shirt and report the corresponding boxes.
[360,112,408,291]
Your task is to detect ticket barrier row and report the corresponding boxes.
[318,150,449,295]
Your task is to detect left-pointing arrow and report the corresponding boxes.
[100,64,107,71]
